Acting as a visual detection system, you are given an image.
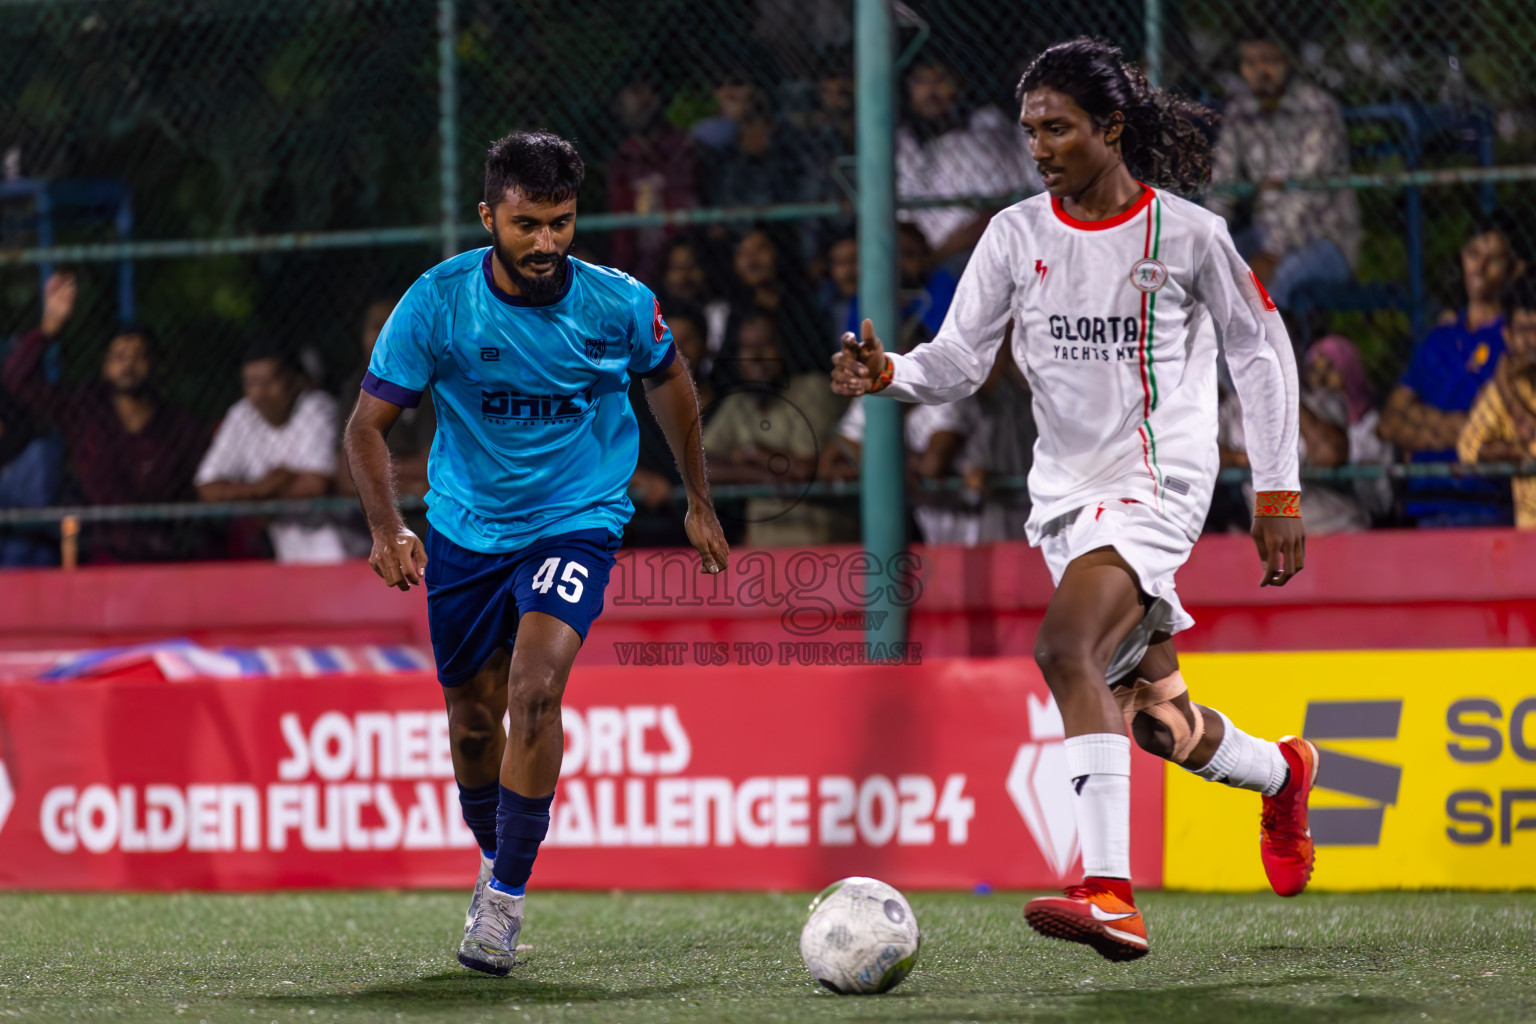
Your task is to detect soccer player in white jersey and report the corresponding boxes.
[833,38,1318,961]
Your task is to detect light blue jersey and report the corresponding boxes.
[363,248,676,553]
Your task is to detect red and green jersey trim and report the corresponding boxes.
[1136,195,1165,507]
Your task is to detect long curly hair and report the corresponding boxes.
[1016,38,1217,195]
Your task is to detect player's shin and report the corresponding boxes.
[488,788,554,896]
[457,780,501,858]
[1182,706,1288,797]
[1063,733,1132,884]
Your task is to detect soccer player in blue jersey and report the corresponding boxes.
[345,131,729,976]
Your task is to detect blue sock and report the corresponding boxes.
[456,780,500,858]
[490,786,553,894]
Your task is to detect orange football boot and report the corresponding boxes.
[1260,735,1320,897]
[1024,878,1148,962]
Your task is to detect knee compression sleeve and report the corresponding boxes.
[1112,670,1205,762]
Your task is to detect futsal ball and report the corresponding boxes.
[799,876,921,994]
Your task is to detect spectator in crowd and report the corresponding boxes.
[1219,334,1390,533]
[625,305,714,548]
[895,54,1038,267]
[716,226,827,385]
[821,333,1032,545]
[337,296,433,502]
[1460,277,1536,528]
[823,233,860,345]
[657,235,731,377]
[843,222,958,350]
[0,382,57,567]
[795,50,856,184]
[195,337,346,562]
[824,394,984,544]
[704,309,847,546]
[1307,334,1394,521]
[1378,218,1524,525]
[2,271,208,562]
[699,90,805,214]
[792,50,857,258]
[1206,31,1360,309]
[691,72,759,151]
[607,75,699,282]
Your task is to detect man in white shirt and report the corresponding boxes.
[195,338,345,562]
[896,55,1040,266]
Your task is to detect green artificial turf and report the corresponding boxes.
[1,891,1533,1023]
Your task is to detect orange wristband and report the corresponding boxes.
[867,356,895,394]
[1253,490,1301,518]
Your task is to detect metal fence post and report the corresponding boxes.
[438,0,459,259]
[856,0,907,656]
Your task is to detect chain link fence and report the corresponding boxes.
[1,0,1534,563]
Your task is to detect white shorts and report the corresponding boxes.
[1038,498,1196,684]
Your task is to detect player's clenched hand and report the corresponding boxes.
[370,527,428,591]
[1251,514,1305,588]
[685,503,730,575]
[831,319,887,397]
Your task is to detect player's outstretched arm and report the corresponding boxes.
[344,391,427,590]
[642,358,729,575]
[831,218,1016,405]
[1196,225,1305,587]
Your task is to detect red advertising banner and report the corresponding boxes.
[0,658,1163,891]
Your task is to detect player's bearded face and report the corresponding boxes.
[482,193,578,304]
[493,224,571,304]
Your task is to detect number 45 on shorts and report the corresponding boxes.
[530,557,589,603]
[534,555,592,604]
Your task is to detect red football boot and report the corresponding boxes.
[1260,735,1319,897]
[1023,878,1148,962]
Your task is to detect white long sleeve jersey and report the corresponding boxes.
[881,186,1300,544]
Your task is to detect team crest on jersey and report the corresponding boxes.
[585,337,607,360]
[1129,258,1168,293]
[652,297,669,342]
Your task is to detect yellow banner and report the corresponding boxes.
[1165,650,1536,891]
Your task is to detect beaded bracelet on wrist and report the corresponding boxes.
[1253,490,1301,518]
[867,356,895,394]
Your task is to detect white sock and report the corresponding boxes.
[1064,733,1132,878]
[1188,708,1288,796]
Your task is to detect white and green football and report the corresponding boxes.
[798,876,921,994]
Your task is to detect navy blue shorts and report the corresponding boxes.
[424,526,621,687]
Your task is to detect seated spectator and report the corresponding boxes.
[657,235,731,376]
[624,305,714,548]
[1219,334,1390,533]
[703,310,848,546]
[1378,218,1524,525]
[820,333,1031,545]
[1,271,208,562]
[690,73,759,152]
[1460,278,1536,528]
[699,90,805,214]
[895,55,1038,267]
[794,50,857,255]
[1206,31,1360,309]
[823,234,859,344]
[715,226,828,385]
[195,337,345,563]
[607,75,699,282]
[1307,334,1394,523]
[826,395,990,545]
[843,223,958,350]
[338,296,434,502]
[796,50,856,183]
[0,384,58,567]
